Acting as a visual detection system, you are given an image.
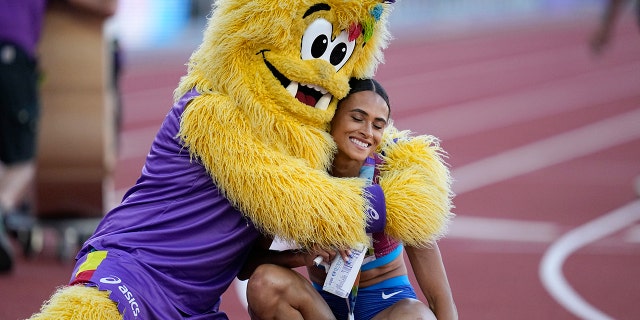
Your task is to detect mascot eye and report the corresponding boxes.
[311,36,329,58]
[328,31,355,70]
[330,43,347,65]
[302,19,332,60]
[302,19,356,71]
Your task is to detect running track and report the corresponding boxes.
[1,9,639,320]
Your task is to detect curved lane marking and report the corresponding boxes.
[539,200,640,320]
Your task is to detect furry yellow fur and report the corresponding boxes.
[179,93,370,248]
[378,126,454,246]
[29,286,121,320]
[176,0,395,249]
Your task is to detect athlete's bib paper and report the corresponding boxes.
[322,245,367,298]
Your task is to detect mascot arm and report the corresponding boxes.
[378,126,454,247]
[179,95,377,249]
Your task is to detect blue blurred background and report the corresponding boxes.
[112,0,608,50]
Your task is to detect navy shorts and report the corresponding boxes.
[0,41,40,164]
[315,275,417,320]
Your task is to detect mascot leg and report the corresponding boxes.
[29,285,121,320]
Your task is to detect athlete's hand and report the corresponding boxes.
[307,245,351,267]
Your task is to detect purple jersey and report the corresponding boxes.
[71,90,261,319]
[0,0,47,58]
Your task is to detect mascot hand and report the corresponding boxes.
[378,126,454,246]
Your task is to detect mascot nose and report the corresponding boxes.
[318,63,336,80]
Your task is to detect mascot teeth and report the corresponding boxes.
[286,80,332,110]
[316,93,331,110]
[301,82,328,95]
[286,81,299,96]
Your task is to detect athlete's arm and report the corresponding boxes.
[238,236,346,281]
[405,243,458,320]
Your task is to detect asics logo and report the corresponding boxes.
[381,290,402,300]
[99,275,141,317]
[99,276,122,284]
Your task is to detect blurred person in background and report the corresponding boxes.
[590,0,640,54]
[0,0,117,274]
[0,0,48,274]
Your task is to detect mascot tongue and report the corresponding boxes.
[292,83,324,107]
[295,91,317,106]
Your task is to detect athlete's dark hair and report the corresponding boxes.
[342,78,391,115]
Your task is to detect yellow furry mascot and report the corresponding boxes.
[30,0,452,319]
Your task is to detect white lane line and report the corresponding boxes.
[395,61,640,140]
[452,107,640,194]
[447,216,559,242]
[539,200,640,320]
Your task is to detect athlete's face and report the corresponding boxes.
[330,90,389,163]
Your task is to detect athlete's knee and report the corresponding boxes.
[247,265,298,319]
[247,264,291,295]
[388,298,436,320]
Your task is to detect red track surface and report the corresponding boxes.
[2,11,639,320]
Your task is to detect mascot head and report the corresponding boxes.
[175,0,394,130]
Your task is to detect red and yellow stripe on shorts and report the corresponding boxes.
[71,250,108,285]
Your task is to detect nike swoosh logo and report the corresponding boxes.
[381,290,402,300]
